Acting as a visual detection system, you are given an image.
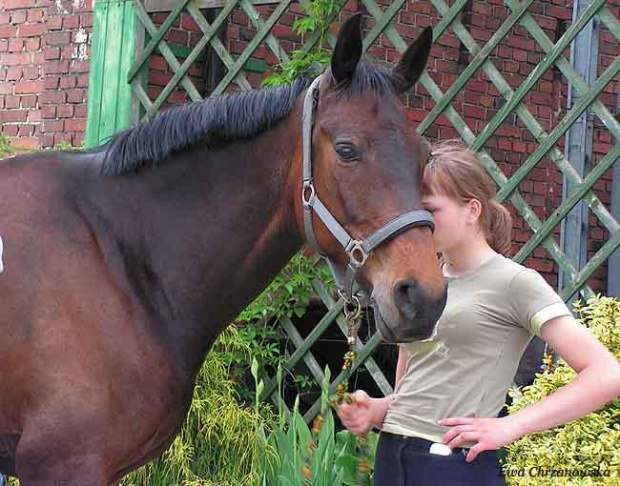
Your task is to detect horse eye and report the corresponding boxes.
[335,143,359,162]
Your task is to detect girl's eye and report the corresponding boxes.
[335,143,359,162]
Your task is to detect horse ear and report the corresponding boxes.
[331,13,364,84]
[392,27,433,93]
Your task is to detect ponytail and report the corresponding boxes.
[485,200,512,256]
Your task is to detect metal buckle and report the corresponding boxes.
[302,181,315,208]
[346,240,369,267]
[343,294,362,321]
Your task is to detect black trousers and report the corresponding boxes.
[374,432,505,486]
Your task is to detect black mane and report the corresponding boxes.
[100,62,397,176]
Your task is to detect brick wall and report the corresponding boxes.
[0,0,92,149]
[0,0,618,293]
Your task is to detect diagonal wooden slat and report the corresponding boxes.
[211,0,294,95]
[417,0,535,135]
[280,317,326,387]
[128,0,191,83]
[303,331,383,422]
[239,0,290,65]
[516,143,620,263]
[133,1,202,106]
[145,1,240,117]
[471,0,610,152]
[496,54,620,203]
[185,3,252,90]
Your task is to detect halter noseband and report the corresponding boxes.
[301,74,435,303]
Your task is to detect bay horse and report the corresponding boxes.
[0,14,446,485]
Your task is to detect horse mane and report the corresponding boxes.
[99,62,397,176]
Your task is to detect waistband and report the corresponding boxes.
[380,430,472,455]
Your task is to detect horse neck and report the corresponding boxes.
[87,114,304,380]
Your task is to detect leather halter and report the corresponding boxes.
[301,74,435,303]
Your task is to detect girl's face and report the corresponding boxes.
[422,192,480,253]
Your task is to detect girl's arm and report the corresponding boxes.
[506,314,620,435]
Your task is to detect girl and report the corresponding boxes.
[336,140,620,485]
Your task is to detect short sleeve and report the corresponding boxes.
[508,269,572,336]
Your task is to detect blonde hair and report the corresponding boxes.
[423,140,513,256]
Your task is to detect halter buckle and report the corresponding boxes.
[346,240,369,268]
[302,180,316,208]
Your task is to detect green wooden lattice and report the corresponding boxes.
[85,0,620,422]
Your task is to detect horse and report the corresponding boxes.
[0,14,447,485]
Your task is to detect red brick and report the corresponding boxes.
[76,74,89,87]
[63,15,80,29]
[15,80,44,94]
[44,76,59,89]
[44,60,69,74]
[41,134,55,148]
[47,17,63,30]
[1,125,18,136]
[8,39,24,52]
[22,66,38,79]
[20,94,36,107]
[19,23,45,37]
[4,95,20,109]
[80,14,93,28]
[45,47,60,60]
[0,13,10,23]
[40,90,66,104]
[70,60,89,72]
[0,40,7,53]
[74,105,87,117]
[27,109,40,122]
[11,137,38,149]
[0,109,28,122]
[26,8,44,22]
[25,37,40,51]
[0,26,18,38]
[46,32,71,46]
[0,82,11,95]
[42,120,64,133]
[65,119,85,132]
[5,0,36,10]
[546,5,572,20]
[18,124,34,137]
[57,105,74,118]
[6,67,22,81]
[0,52,31,66]
[41,105,56,118]
[59,75,76,89]
[66,89,85,103]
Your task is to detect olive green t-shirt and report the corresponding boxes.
[381,254,573,447]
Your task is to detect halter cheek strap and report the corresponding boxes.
[301,74,435,303]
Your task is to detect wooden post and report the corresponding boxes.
[85,0,138,148]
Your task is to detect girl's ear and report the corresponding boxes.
[467,198,483,224]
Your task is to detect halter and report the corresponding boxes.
[301,75,435,303]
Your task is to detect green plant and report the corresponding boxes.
[262,0,346,87]
[258,363,378,486]
[504,295,620,485]
[228,253,334,403]
[0,132,13,158]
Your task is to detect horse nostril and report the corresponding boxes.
[394,279,420,320]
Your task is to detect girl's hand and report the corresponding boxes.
[438,415,524,462]
[336,391,393,436]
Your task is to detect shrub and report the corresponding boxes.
[504,296,620,485]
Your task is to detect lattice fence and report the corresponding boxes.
[85,0,620,421]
